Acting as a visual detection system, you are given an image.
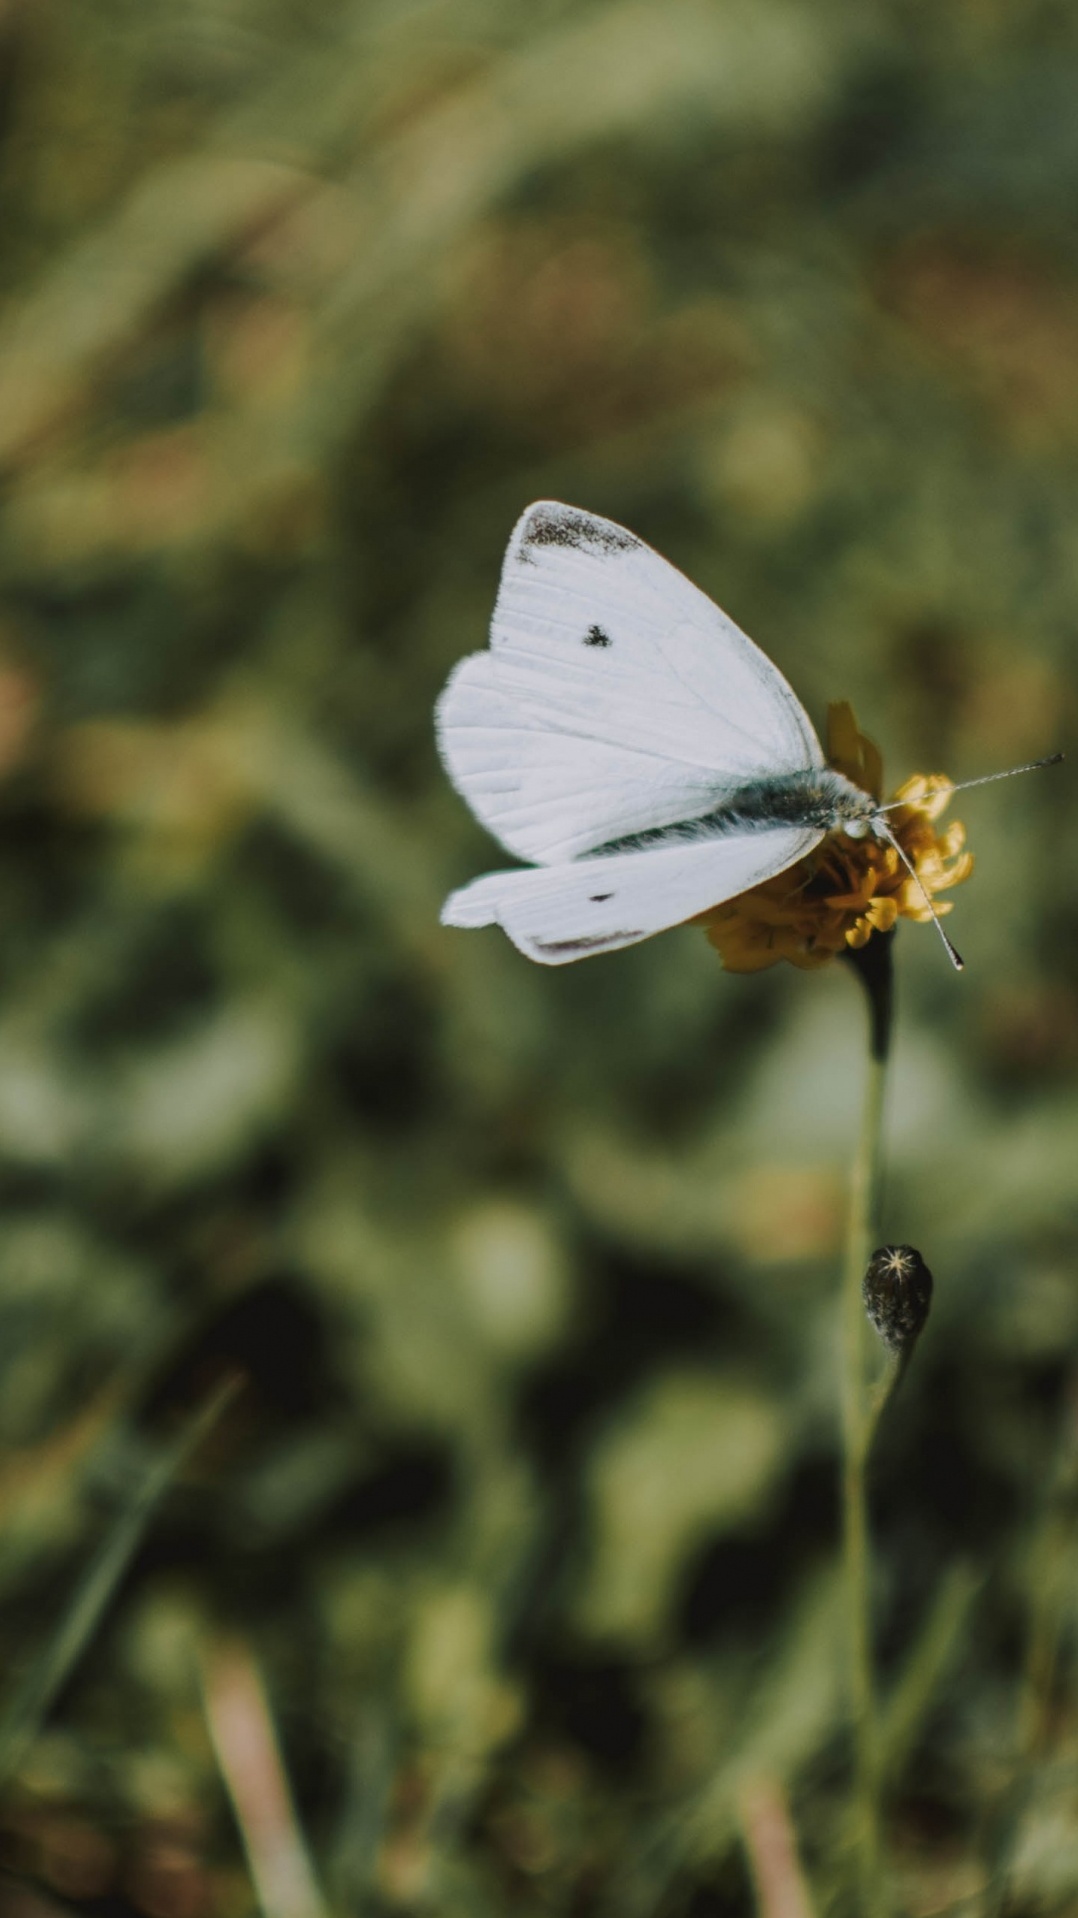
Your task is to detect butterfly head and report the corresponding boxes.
[823,777,881,840]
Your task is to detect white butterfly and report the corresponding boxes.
[436,502,1043,968]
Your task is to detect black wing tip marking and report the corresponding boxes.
[533,930,644,956]
[519,502,640,561]
[584,624,612,647]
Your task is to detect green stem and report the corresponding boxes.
[840,935,894,1916]
[864,1347,910,1455]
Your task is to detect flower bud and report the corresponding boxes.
[862,1244,933,1353]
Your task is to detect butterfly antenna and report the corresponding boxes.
[873,821,964,971]
[875,752,1064,815]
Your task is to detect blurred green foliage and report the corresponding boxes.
[0,2,1075,1913]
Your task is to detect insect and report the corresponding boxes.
[435,501,1059,967]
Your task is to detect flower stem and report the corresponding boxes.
[864,1346,911,1453]
[840,934,894,1916]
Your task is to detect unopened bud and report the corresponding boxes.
[863,1244,933,1353]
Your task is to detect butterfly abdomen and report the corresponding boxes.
[591,769,874,857]
[711,769,875,833]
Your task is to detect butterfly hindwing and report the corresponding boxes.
[442,824,822,965]
[436,502,824,865]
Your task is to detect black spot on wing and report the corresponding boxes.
[521,504,640,559]
[589,893,613,903]
[584,625,612,648]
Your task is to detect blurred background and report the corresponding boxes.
[0,2,1075,1914]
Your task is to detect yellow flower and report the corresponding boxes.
[699,703,974,973]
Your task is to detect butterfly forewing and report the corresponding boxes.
[443,823,822,965]
[436,502,824,865]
